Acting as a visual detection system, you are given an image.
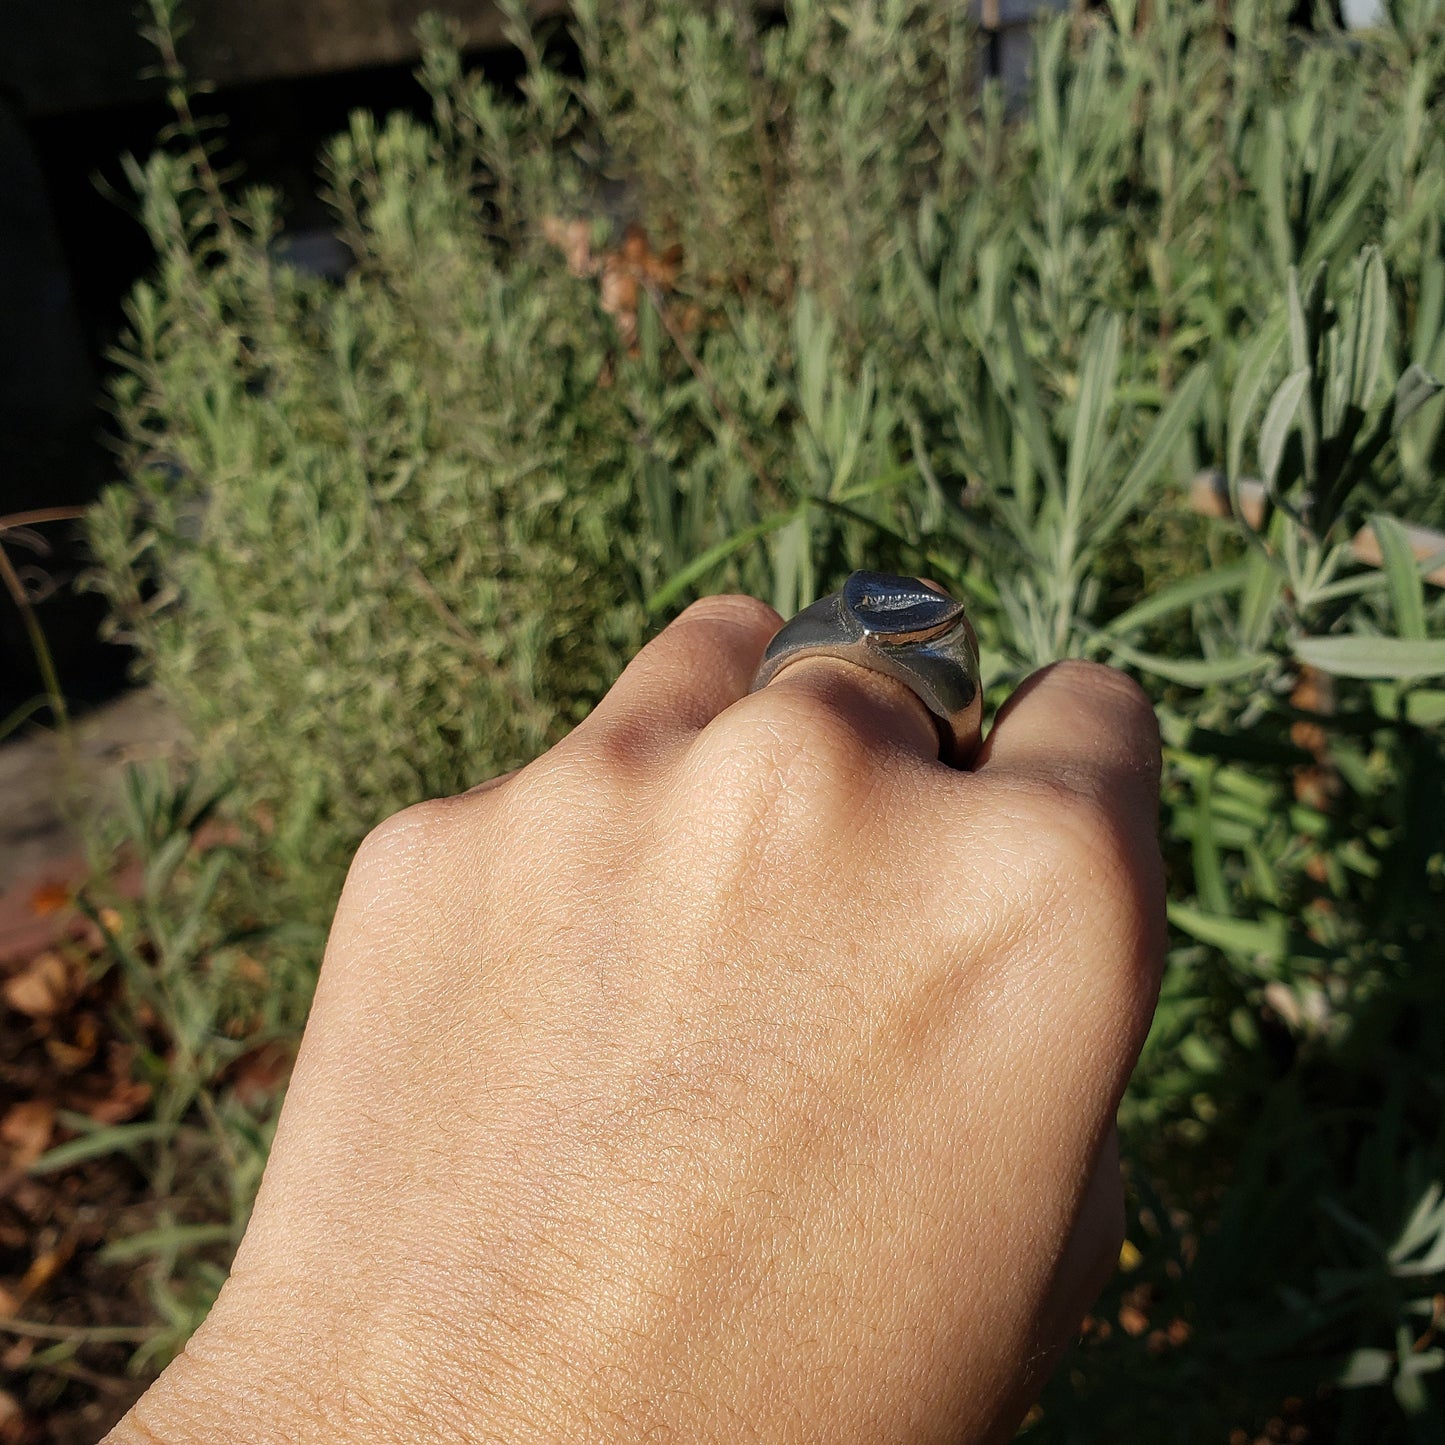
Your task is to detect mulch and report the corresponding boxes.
[1,865,162,1444]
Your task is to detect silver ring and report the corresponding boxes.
[749,571,983,766]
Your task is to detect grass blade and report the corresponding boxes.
[645,510,799,614]
[31,1122,171,1174]
[1001,292,1064,509]
[1107,636,1273,687]
[100,1223,236,1264]
[1100,562,1250,639]
[1228,320,1285,484]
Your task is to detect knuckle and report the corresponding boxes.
[1050,660,1160,742]
[349,799,454,887]
[702,687,879,797]
[578,712,668,782]
[680,690,883,861]
[676,592,782,636]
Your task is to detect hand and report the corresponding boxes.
[109,593,1164,1444]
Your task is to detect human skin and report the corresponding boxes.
[106,592,1165,1444]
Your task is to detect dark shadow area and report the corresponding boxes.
[1,37,545,724]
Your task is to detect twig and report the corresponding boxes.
[726,0,792,295]
[0,509,86,733]
[0,506,87,533]
[142,0,238,250]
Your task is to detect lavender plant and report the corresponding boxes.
[76,0,1445,1435]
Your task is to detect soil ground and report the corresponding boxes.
[1,690,183,1444]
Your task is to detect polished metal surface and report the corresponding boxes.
[750,571,983,766]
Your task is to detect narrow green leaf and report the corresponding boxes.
[1240,550,1286,651]
[1107,636,1273,687]
[1101,562,1251,639]
[143,831,190,900]
[1066,312,1122,514]
[1092,363,1210,539]
[1263,111,1292,279]
[1228,321,1285,483]
[1390,1183,1445,1261]
[1338,1349,1394,1389]
[1259,368,1311,490]
[168,849,230,964]
[1001,293,1064,507]
[1345,247,1388,410]
[835,461,916,505]
[1371,515,1427,641]
[1404,691,1445,726]
[31,1121,170,1174]
[770,508,812,617]
[100,1223,235,1264]
[645,510,798,614]
[1394,363,1444,429]
[1294,635,1445,680]
[1301,131,1392,274]
[1168,901,1286,963]
[1286,266,1307,373]
[1191,769,1230,915]
[1395,1331,1435,1413]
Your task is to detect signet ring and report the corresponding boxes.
[749,571,983,767]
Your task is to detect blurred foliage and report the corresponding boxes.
[74,0,1445,1437]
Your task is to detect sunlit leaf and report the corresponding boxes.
[1228,320,1285,483]
[1100,562,1250,639]
[1394,363,1444,429]
[1259,368,1311,491]
[1107,636,1272,687]
[646,510,799,613]
[1294,635,1445,679]
[1371,515,1427,641]
[1339,1348,1394,1389]
[1092,363,1210,539]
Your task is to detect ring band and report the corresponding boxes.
[749,571,983,767]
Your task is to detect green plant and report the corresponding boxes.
[25,764,319,1365]
[73,0,1445,1435]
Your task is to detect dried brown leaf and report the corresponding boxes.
[17,1238,73,1300]
[0,1100,55,1169]
[87,1079,152,1127]
[45,1012,100,1071]
[28,881,72,917]
[3,951,72,1019]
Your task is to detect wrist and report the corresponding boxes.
[105,1318,338,1445]
[103,1280,571,1445]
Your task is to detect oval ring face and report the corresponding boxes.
[750,571,983,767]
[841,571,967,645]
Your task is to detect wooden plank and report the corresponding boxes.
[4,0,570,117]
[1190,471,1445,586]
